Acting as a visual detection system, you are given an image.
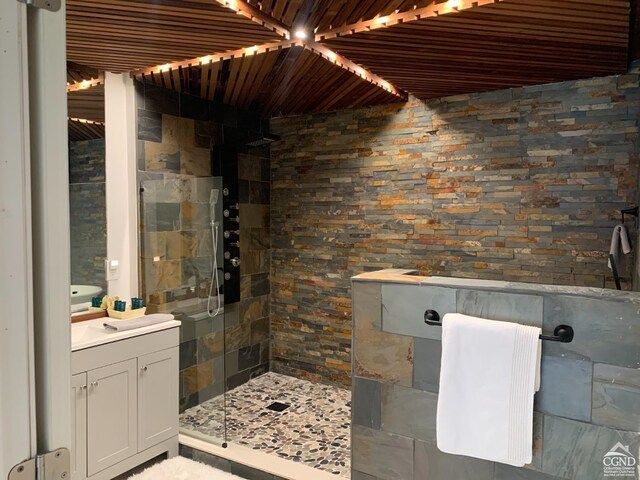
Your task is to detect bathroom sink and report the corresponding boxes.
[71,317,181,351]
[71,324,106,344]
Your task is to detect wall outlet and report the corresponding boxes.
[105,259,120,281]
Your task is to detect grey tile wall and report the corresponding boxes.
[352,277,640,480]
[272,62,640,386]
[69,138,107,292]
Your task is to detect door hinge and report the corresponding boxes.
[8,448,70,480]
[16,0,61,12]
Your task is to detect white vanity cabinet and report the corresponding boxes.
[71,323,180,480]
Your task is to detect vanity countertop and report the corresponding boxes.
[71,317,181,352]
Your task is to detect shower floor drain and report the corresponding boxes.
[266,402,290,412]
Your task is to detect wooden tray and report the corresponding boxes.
[107,307,147,320]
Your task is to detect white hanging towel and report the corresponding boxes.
[436,313,541,467]
[608,224,632,269]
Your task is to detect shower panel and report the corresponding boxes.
[138,175,227,447]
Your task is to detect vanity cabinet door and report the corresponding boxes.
[138,347,179,451]
[86,359,137,476]
[71,373,87,480]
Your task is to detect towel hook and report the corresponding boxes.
[423,309,574,343]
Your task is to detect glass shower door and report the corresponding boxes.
[139,175,227,446]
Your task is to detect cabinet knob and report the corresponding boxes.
[90,381,99,388]
[80,385,87,391]
[141,366,148,372]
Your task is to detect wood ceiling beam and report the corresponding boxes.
[129,39,302,77]
[67,73,104,92]
[315,0,503,41]
[213,0,291,38]
[305,42,406,98]
[210,0,407,99]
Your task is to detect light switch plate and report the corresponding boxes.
[105,259,120,281]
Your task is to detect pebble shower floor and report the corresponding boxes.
[180,372,352,478]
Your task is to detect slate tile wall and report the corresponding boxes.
[69,138,107,292]
[351,277,640,480]
[135,81,270,410]
[270,63,640,387]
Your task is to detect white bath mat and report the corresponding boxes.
[128,456,245,480]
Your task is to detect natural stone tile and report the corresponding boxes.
[238,153,262,181]
[542,295,640,368]
[240,203,269,228]
[181,146,211,177]
[529,412,544,471]
[162,114,195,147]
[382,284,456,340]
[413,337,441,393]
[195,229,213,257]
[251,272,270,297]
[535,357,593,422]
[226,323,251,352]
[143,202,180,232]
[494,464,565,480]
[241,295,269,323]
[352,471,378,480]
[352,425,414,480]
[179,338,197,371]
[353,281,382,332]
[197,331,224,363]
[225,301,240,327]
[354,328,413,386]
[592,363,640,432]
[183,360,214,393]
[250,317,269,344]
[165,231,196,260]
[144,141,180,172]
[542,415,640,480]
[143,83,179,116]
[414,440,494,480]
[137,109,162,143]
[381,384,437,441]
[238,343,261,371]
[457,289,543,326]
[353,376,381,429]
[181,201,210,230]
[180,92,210,121]
[240,275,252,299]
[250,180,270,205]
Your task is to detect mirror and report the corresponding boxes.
[67,63,107,313]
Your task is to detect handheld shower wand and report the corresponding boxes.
[208,189,222,317]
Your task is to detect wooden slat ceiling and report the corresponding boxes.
[68,84,105,123]
[68,120,105,142]
[322,0,630,99]
[136,46,401,116]
[66,0,286,73]
[66,0,633,116]
[244,0,434,31]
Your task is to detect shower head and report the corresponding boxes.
[245,132,280,148]
[210,189,220,224]
[210,189,220,206]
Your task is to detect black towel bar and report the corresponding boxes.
[423,310,574,343]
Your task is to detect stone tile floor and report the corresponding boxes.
[180,372,352,478]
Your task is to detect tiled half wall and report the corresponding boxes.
[270,62,640,387]
[350,274,640,480]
